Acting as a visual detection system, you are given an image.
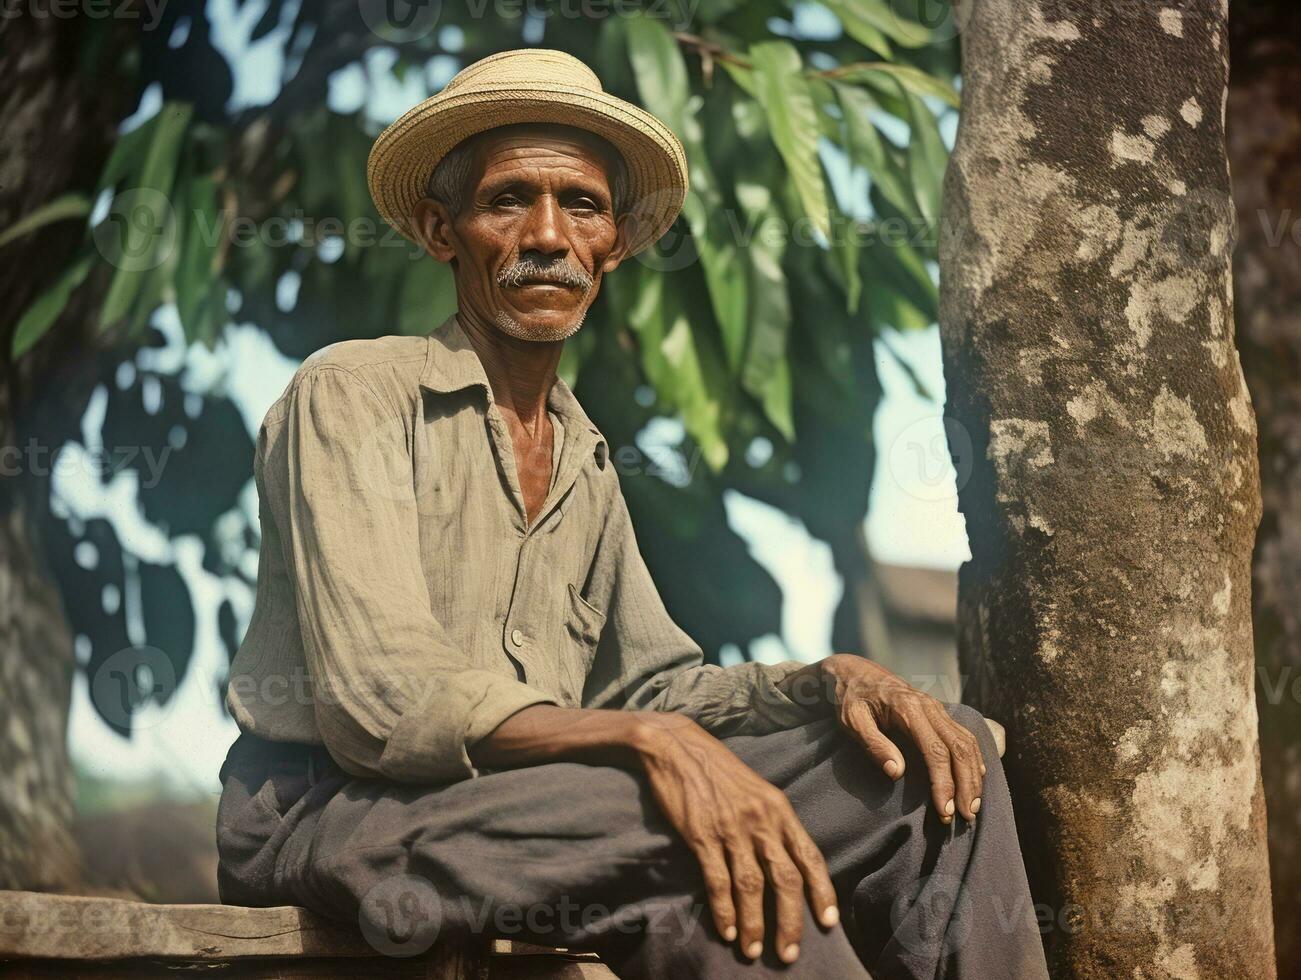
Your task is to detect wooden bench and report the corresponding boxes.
[0,891,616,978]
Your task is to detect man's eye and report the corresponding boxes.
[569,198,601,212]
[492,195,523,208]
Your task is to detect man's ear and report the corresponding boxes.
[410,197,457,264]
[600,212,635,274]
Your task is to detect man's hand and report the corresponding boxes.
[810,654,987,823]
[631,714,839,965]
[470,704,835,963]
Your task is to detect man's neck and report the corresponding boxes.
[456,306,563,432]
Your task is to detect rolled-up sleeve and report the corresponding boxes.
[268,366,556,782]
[584,480,826,735]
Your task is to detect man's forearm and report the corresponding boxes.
[468,703,681,772]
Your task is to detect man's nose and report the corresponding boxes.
[517,195,568,260]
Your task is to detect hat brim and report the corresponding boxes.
[367,83,688,257]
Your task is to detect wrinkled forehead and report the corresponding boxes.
[463,123,623,184]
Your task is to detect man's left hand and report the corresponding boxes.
[810,654,987,824]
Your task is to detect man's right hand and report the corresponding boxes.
[630,714,840,965]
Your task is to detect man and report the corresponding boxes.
[218,48,1049,979]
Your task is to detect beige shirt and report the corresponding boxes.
[226,315,821,783]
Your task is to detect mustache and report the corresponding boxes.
[496,258,594,291]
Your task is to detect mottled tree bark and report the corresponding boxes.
[939,1,1275,977]
[1227,3,1301,974]
[0,15,132,890]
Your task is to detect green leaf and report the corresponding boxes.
[720,60,757,98]
[743,234,795,438]
[626,268,729,470]
[826,209,863,315]
[175,175,221,342]
[625,16,692,136]
[749,41,830,239]
[12,252,94,358]
[686,0,745,24]
[819,0,891,57]
[99,103,194,329]
[0,194,90,249]
[864,271,933,330]
[902,89,947,232]
[832,81,921,219]
[821,0,932,51]
[97,113,162,191]
[834,61,960,108]
[398,259,458,336]
[627,16,749,372]
[880,335,936,400]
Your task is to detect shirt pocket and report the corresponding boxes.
[561,583,606,705]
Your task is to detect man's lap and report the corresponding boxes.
[216,705,1023,972]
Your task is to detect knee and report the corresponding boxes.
[943,702,1005,762]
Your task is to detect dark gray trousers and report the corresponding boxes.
[216,706,1049,979]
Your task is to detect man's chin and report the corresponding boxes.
[493,308,586,342]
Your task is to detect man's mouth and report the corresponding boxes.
[514,278,577,291]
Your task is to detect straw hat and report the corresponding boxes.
[367,48,688,256]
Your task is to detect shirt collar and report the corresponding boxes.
[420,313,609,469]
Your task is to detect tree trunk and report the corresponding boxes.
[1227,3,1301,974]
[0,15,134,890]
[0,506,78,890]
[939,1,1276,976]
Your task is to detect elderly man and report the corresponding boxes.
[217,49,1048,979]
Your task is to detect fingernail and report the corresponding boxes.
[971,797,982,814]
[981,764,987,775]
[821,905,840,927]
[782,943,800,963]
[723,925,737,941]
[944,799,955,816]
[884,759,899,777]
[746,941,763,959]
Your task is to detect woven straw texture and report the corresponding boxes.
[367,49,688,256]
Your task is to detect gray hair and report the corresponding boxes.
[425,126,629,217]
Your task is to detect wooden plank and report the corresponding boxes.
[490,956,618,979]
[0,892,384,961]
[0,955,446,978]
[0,893,617,977]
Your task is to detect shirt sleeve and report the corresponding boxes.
[582,478,826,735]
[268,365,557,782]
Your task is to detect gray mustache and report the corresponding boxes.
[497,259,594,291]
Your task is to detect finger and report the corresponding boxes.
[899,705,956,822]
[727,842,767,960]
[843,699,906,779]
[930,707,986,821]
[783,820,839,930]
[759,845,805,963]
[693,840,738,943]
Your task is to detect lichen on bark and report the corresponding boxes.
[939,0,1276,976]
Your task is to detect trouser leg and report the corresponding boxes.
[725,707,1049,980]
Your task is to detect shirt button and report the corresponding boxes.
[510,628,524,647]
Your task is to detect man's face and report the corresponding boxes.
[412,126,630,341]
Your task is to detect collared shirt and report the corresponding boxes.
[226,315,821,783]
